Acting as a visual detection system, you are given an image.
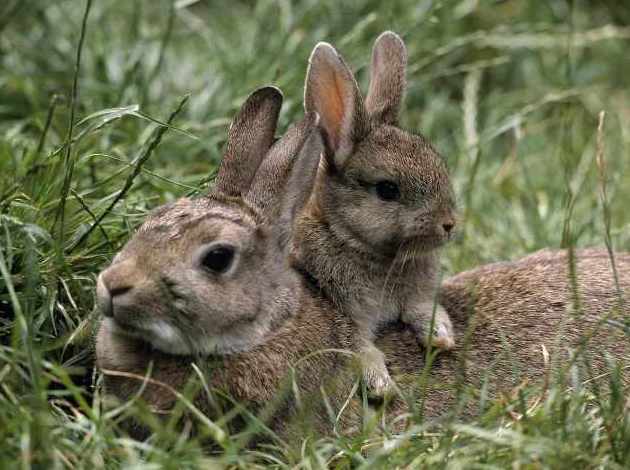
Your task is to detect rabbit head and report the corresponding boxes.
[96,87,323,357]
[304,32,455,256]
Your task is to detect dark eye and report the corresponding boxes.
[201,246,235,273]
[375,181,400,201]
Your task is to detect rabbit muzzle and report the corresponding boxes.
[97,266,193,355]
[97,260,151,329]
[440,213,456,240]
[399,212,455,249]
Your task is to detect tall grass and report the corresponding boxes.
[1,0,629,466]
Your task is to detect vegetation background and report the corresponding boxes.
[1,0,629,467]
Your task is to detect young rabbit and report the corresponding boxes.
[95,87,361,439]
[291,32,457,397]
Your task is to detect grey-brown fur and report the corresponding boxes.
[97,243,630,438]
[95,87,362,440]
[292,32,457,397]
[96,284,359,440]
[95,89,629,440]
[94,51,628,443]
[380,248,630,421]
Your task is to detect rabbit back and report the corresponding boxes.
[378,248,630,420]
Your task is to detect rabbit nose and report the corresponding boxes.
[96,274,114,318]
[96,261,137,317]
[442,222,454,234]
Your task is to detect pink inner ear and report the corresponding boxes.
[312,68,347,152]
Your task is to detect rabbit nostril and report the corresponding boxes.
[109,285,132,297]
[442,223,454,233]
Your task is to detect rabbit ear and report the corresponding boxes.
[213,86,283,197]
[247,112,321,221]
[304,42,369,169]
[276,115,324,249]
[365,31,407,125]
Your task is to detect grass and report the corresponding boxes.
[1,0,629,467]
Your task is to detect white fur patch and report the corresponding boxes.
[107,317,268,357]
[146,320,190,355]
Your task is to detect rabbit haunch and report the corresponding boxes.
[379,248,630,420]
[291,31,457,397]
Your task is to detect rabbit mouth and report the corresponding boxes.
[421,235,450,249]
[398,234,447,251]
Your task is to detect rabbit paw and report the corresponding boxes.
[363,363,393,399]
[418,306,455,351]
[361,345,394,399]
[430,321,455,350]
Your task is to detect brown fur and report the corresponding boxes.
[94,90,629,434]
[380,248,630,421]
[97,246,630,438]
[95,87,362,441]
[95,43,629,444]
[213,86,282,197]
[96,286,360,439]
[293,32,457,396]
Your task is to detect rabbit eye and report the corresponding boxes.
[375,181,400,201]
[201,246,235,273]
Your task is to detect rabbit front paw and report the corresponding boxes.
[429,306,455,350]
[363,362,393,399]
[416,305,455,351]
[359,345,394,398]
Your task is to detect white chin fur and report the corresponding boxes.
[147,322,261,356]
[108,317,192,355]
[146,320,191,355]
[108,318,266,356]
